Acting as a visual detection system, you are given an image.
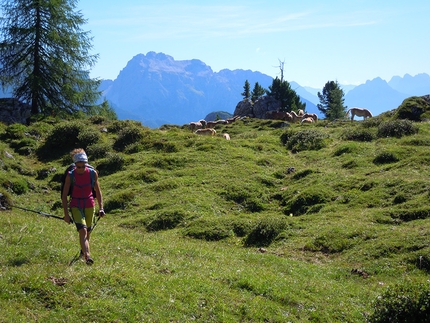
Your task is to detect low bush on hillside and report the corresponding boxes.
[373,151,399,164]
[341,128,375,142]
[113,126,145,151]
[244,216,287,247]
[86,143,112,159]
[0,189,13,208]
[104,189,135,212]
[369,283,430,323]
[9,137,38,156]
[388,206,430,222]
[107,120,143,133]
[220,184,266,213]
[333,143,358,156]
[183,218,234,241]
[282,185,333,215]
[281,129,328,152]
[377,120,418,138]
[76,128,102,147]
[145,210,186,231]
[96,152,125,176]
[3,123,27,140]
[2,177,28,195]
[394,96,430,121]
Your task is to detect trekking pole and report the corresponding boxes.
[13,205,66,221]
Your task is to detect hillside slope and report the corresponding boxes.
[1,114,429,322]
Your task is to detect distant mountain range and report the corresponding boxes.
[99,52,429,127]
[2,51,429,128]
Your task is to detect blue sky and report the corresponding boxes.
[78,0,430,88]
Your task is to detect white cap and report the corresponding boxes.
[73,152,88,163]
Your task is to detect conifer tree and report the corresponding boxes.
[241,80,251,99]
[317,81,346,120]
[266,77,305,112]
[251,82,265,103]
[0,0,100,116]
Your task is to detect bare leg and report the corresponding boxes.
[79,228,90,260]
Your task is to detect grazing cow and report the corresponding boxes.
[303,113,318,122]
[346,108,373,121]
[194,128,216,136]
[223,133,231,140]
[290,111,303,123]
[301,117,314,124]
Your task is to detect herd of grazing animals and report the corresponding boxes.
[189,115,241,140]
[188,108,373,138]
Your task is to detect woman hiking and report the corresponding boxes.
[62,148,105,265]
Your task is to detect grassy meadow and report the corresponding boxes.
[0,109,429,322]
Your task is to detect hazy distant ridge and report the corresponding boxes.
[99,52,429,127]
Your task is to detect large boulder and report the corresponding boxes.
[233,99,253,117]
[0,98,31,125]
[252,96,282,119]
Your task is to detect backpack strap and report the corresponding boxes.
[89,168,96,189]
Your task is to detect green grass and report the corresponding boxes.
[1,115,429,322]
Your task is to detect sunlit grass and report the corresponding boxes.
[1,116,429,322]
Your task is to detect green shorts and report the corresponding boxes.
[70,207,95,232]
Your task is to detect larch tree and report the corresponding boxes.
[317,81,346,120]
[0,0,100,117]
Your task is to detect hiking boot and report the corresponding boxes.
[86,257,94,265]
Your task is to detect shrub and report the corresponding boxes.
[333,144,356,156]
[96,153,125,176]
[104,190,135,212]
[0,189,13,209]
[133,169,159,183]
[3,178,29,195]
[221,185,265,212]
[151,141,179,153]
[88,115,108,125]
[388,207,430,222]
[4,123,27,140]
[361,117,384,128]
[43,121,86,150]
[86,143,111,159]
[283,185,332,216]
[282,129,328,152]
[145,210,185,231]
[244,217,287,247]
[183,219,233,241]
[108,120,143,134]
[77,128,101,148]
[373,152,399,165]
[304,230,354,253]
[377,120,418,138]
[10,138,37,155]
[341,128,374,142]
[369,284,430,323]
[113,126,144,151]
[394,96,430,121]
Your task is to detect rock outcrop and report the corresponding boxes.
[233,96,282,119]
[0,98,31,125]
